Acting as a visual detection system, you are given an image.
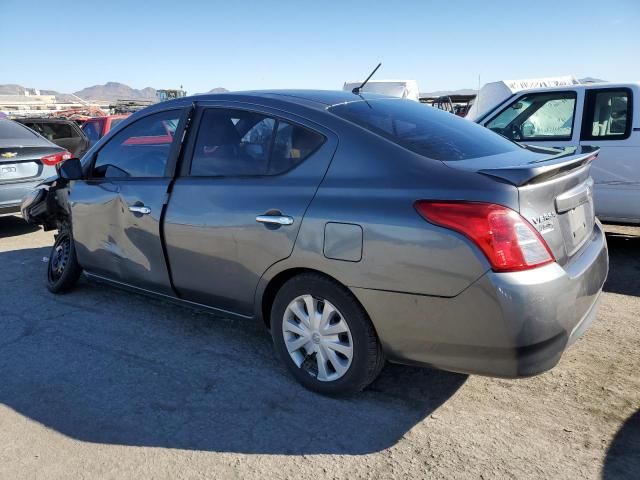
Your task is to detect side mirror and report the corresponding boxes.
[59,158,83,181]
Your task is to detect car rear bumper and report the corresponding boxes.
[0,201,21,216]
[0,179,44,215]
[352,221,609,378]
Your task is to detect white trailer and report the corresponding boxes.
[342,80,420,102]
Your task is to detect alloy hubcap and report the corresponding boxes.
[282,294,353,382]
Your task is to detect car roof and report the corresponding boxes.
[516,81,640,95]
[169,89,394,110]
[84,114,128,121]
[15,117,74,124]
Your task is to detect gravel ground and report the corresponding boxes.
[0,217,638,480]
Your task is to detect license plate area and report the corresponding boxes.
[561,200,594,256]
[0,162,40,182]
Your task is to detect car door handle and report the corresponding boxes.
[129,205,151,215]
[256,214,294,226]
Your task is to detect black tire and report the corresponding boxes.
[47,226,82,294]
[271,273,384,396]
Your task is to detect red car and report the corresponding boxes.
[81,115,129,148]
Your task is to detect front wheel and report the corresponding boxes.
[271,273,384,396]
[47,227,82,294]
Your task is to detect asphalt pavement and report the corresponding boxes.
[0,217,637,479]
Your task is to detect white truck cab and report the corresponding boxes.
[473,82,640,224]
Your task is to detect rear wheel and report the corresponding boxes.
[47,226,82,294]
[271,273,384,395]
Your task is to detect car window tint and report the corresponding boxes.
[190,109,324,176]
[269,121,324,174]
[0,120,39,140]
[109,117,126,131]
[91,110,180,178]
[23,122,46,136]
[82,121,102,146]
[191,109,276,176]
[487,92,576,141]
[330,99,519,161]
[26,122,74,141]
[582,89,631,140]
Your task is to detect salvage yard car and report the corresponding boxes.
[16,117,90,158]
[472,82,640,224]
[22,91,609,395]
[81,114,129,148]
[0,118,71,216]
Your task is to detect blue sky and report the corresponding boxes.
[1,0,639,94]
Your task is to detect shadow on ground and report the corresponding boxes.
[0,246,466,455]
[0,216,39,238]
[603,228,640,297]
[602,410,640,479]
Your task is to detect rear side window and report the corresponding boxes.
[0,120,39,140]
[329,99,519,161]
[91,110,181,178]
[581,89,632,140]
[486,92,577,141]
[190,108,324,176]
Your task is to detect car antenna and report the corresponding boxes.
[352,63,382,95]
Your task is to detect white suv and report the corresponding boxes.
[474,83,639,224]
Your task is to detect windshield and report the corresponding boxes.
[329,99,521,161]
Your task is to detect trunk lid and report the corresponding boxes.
[0,146,59,183]
[444,146,599,265]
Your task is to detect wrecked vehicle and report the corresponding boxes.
[15,117,90,158]
[22,91,608,395]
[81,114,129,148]
[1,118,71,217]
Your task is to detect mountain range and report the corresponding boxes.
[0,82,229,102]
[0,77,608,103]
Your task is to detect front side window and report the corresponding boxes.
[330,98,519,161]
[581,89,632,140]
[486,92,577,141]
[91,110,181,178]
[190,109,324,176]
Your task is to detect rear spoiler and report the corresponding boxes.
[479,146,599,187]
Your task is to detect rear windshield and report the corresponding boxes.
[24,121,75,140]
[0,120,40,140]
[329,99,520,161]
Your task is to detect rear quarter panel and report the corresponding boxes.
[256,123,520,307]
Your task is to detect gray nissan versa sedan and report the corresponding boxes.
[21,90,608,395]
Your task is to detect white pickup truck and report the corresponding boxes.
[471,82,640,224]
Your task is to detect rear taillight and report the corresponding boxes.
[41,151,72,166]
[415,201,555,272]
